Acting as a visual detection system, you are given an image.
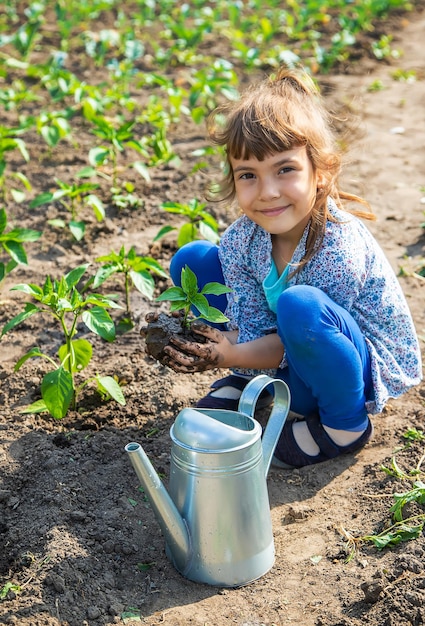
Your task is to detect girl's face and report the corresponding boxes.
[230,146,319,248]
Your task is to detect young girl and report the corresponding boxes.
[153,68,422,469]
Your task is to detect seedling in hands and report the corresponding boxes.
[1,264,125,419]
[143,265,231,363]
[156,265,231,328]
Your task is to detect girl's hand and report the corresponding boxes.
[162,321,231,373]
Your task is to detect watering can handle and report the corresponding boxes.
[238,375,291,477]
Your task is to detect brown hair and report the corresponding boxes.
[206,67,375,274]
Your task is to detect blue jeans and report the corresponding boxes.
[170,241,372,432]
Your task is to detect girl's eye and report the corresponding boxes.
[239,172,255,180]
[279,166,293,174]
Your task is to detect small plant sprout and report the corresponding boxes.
[30,170,105,241]
[87,114,149,189]
[155,198,220,248]
[0,206,42,285]
[156,265,231,328]
[0,264,125,419]
[91,246,168,328]
[339,428,425,562]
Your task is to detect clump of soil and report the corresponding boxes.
[141,312,205,363]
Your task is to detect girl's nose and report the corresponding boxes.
[258,180,281,201]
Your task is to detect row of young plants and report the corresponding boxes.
[0,0,416,205]
[0,0,419,420]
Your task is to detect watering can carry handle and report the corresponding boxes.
[238,375,291,477]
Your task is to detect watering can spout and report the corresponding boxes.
[125,442,191,573]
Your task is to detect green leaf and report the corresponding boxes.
[202,306,229,324]
[96,375,126,405]
[48,218,66,228]
[30,192,55,208]
[129,270,155,299]
[0,207,7,234]
[5,228,41,243]
[132,160,151,183]
[153,225,176,242]
[58,338,92,372]
[93,265,118,288]
[89,146,110,166]
[14,346,44,371]
[1,303,39,337]
[181,265,198,295]
[177,222,197,248]
[201,281,232,296]
[41,367,74,420]
[199,220,220,244]
[191,293,210,317]
[156,286,185,302]
[86,194,105,221]
[3,240,27,264]
[65,264,89,289]
[41,125,60,148]
[369,523,424,549]
[82,306,115,342]
[20,399,48,414]
[69,220,85,241]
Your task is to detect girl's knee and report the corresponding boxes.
[277,285,326,331]
[170,241,220,286]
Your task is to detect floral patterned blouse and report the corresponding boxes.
[218,199,422,414]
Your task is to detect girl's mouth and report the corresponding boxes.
[260,206,289,217]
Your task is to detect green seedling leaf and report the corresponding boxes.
[137,562,155,571]
[380,455,408,479]
[181,265,198,295]
[1,303,39,337]
[86,194,105,221]
[191,293,210,317]
[129,269,155,299]
[30,192,55,208]
[201,306,229,324]
[20,399,48,414]
[3,240,28,264]
[390,481,425,522]
[82,306,115,342]
[176,222,198,248]
[96,375,126,405]
[0,582,21,600]
[132,160,151,183]
[69,220,85,241]
[65,263,89,289]
[58,338,92,372]
[154,225,176,241]
[14,346,44,371]
[201,281,232,296]
[89,146,109,166]
[156,286,185,302]
[48,218,66,229]
[41,367,74,419]
[403,428,425,442]
[367,522,424,549]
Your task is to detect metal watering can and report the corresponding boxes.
[125,374,290,587]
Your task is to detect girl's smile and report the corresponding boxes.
[230,146,319,256]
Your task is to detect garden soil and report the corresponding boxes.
[1,7,425,626]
